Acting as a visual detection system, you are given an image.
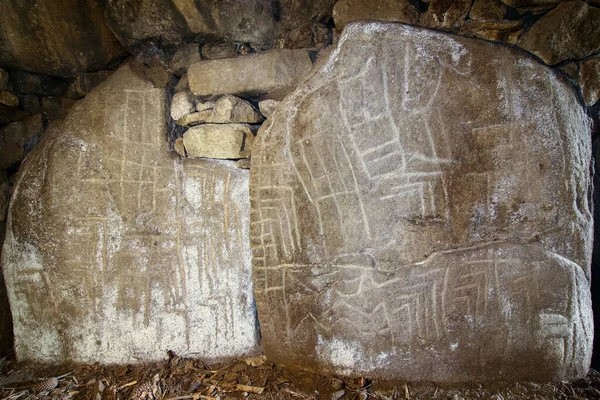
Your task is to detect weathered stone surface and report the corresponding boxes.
[205,96,263,124]
[189,50,313,100]
[169,44,201,77]
[201,43,239,60]
[174,137,186,157]
[2,64,258,363]
[470,0,507,21]
[0,0,125,78]
[250,22,593,382]
[258,99,280,118]
[276,23,331,49]
[420,0,473,29]
[42,97,75,121]
[332,0,418,31]
[171,92,196,121]
[460,20,523,44]
[196,101,216,112]
[517,1,600,65]
[500,0,561,7]
[0,114,44,169]
[0,105,30,125]
[581,56,600,107]
[9,71,68,97]
[18,95,42,115]
[175,74,190,93]
[66,71,113,99]
[184,124,254,159]
[99,0,334,51]
[0,69,8,91]
[177,111,212,126]
[0,92,19,108]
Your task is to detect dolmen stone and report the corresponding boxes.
[250,22,593,382]
[188,49,313,100]
[2,63,259,363]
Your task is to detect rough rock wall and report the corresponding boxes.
[250,22,593,382]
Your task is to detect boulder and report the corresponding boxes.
[2,63,258,363]
[517,1,600,65]
[581,56,600,107]
[183,124,254,159]
[188,49,313,100]
[332,0,418,31]
[0,114,45,169]
[0,0,125,78]
[250,22,593,382]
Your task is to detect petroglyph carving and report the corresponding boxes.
[2,64,258,363]
[250,23,593,381]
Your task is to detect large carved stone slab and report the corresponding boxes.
[250,22,593,381]
[2,63,258,363]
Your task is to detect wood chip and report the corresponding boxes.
[235,384,264,394]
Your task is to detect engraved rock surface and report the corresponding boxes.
[2,63,258,363]
[188,50,313,100]
[250,22,593,382]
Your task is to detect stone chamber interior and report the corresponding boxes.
[1,0,600,398]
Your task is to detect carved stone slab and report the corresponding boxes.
[250,22,593,381]
[2,64,258,363]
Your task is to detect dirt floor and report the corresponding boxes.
[1,352,600,400]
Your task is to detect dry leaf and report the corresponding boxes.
[244,355,266,367]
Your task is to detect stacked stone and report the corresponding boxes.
[169,47,312,166]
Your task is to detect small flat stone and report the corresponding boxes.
[470,0,506,21]
[196,100,215,112]
[201,43,239,60]
[459,20,523,44]
[333,0,418,31]
[183,124,254,159]
[0,91,19,107]
[517,1,600,65]
[171,92,196,121]
[236,158,251,169]
[258,99,279,118]
[0,69,8,91]
[175,74,189,93]
[177,110,212,126]
[421,0,473,29]
[174,137,186,157]
[206,95,263,124]
[188,49,313,100]
[581,56,600,107]
[169,44,201,77]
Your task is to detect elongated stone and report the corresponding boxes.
[250,22,593,382]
